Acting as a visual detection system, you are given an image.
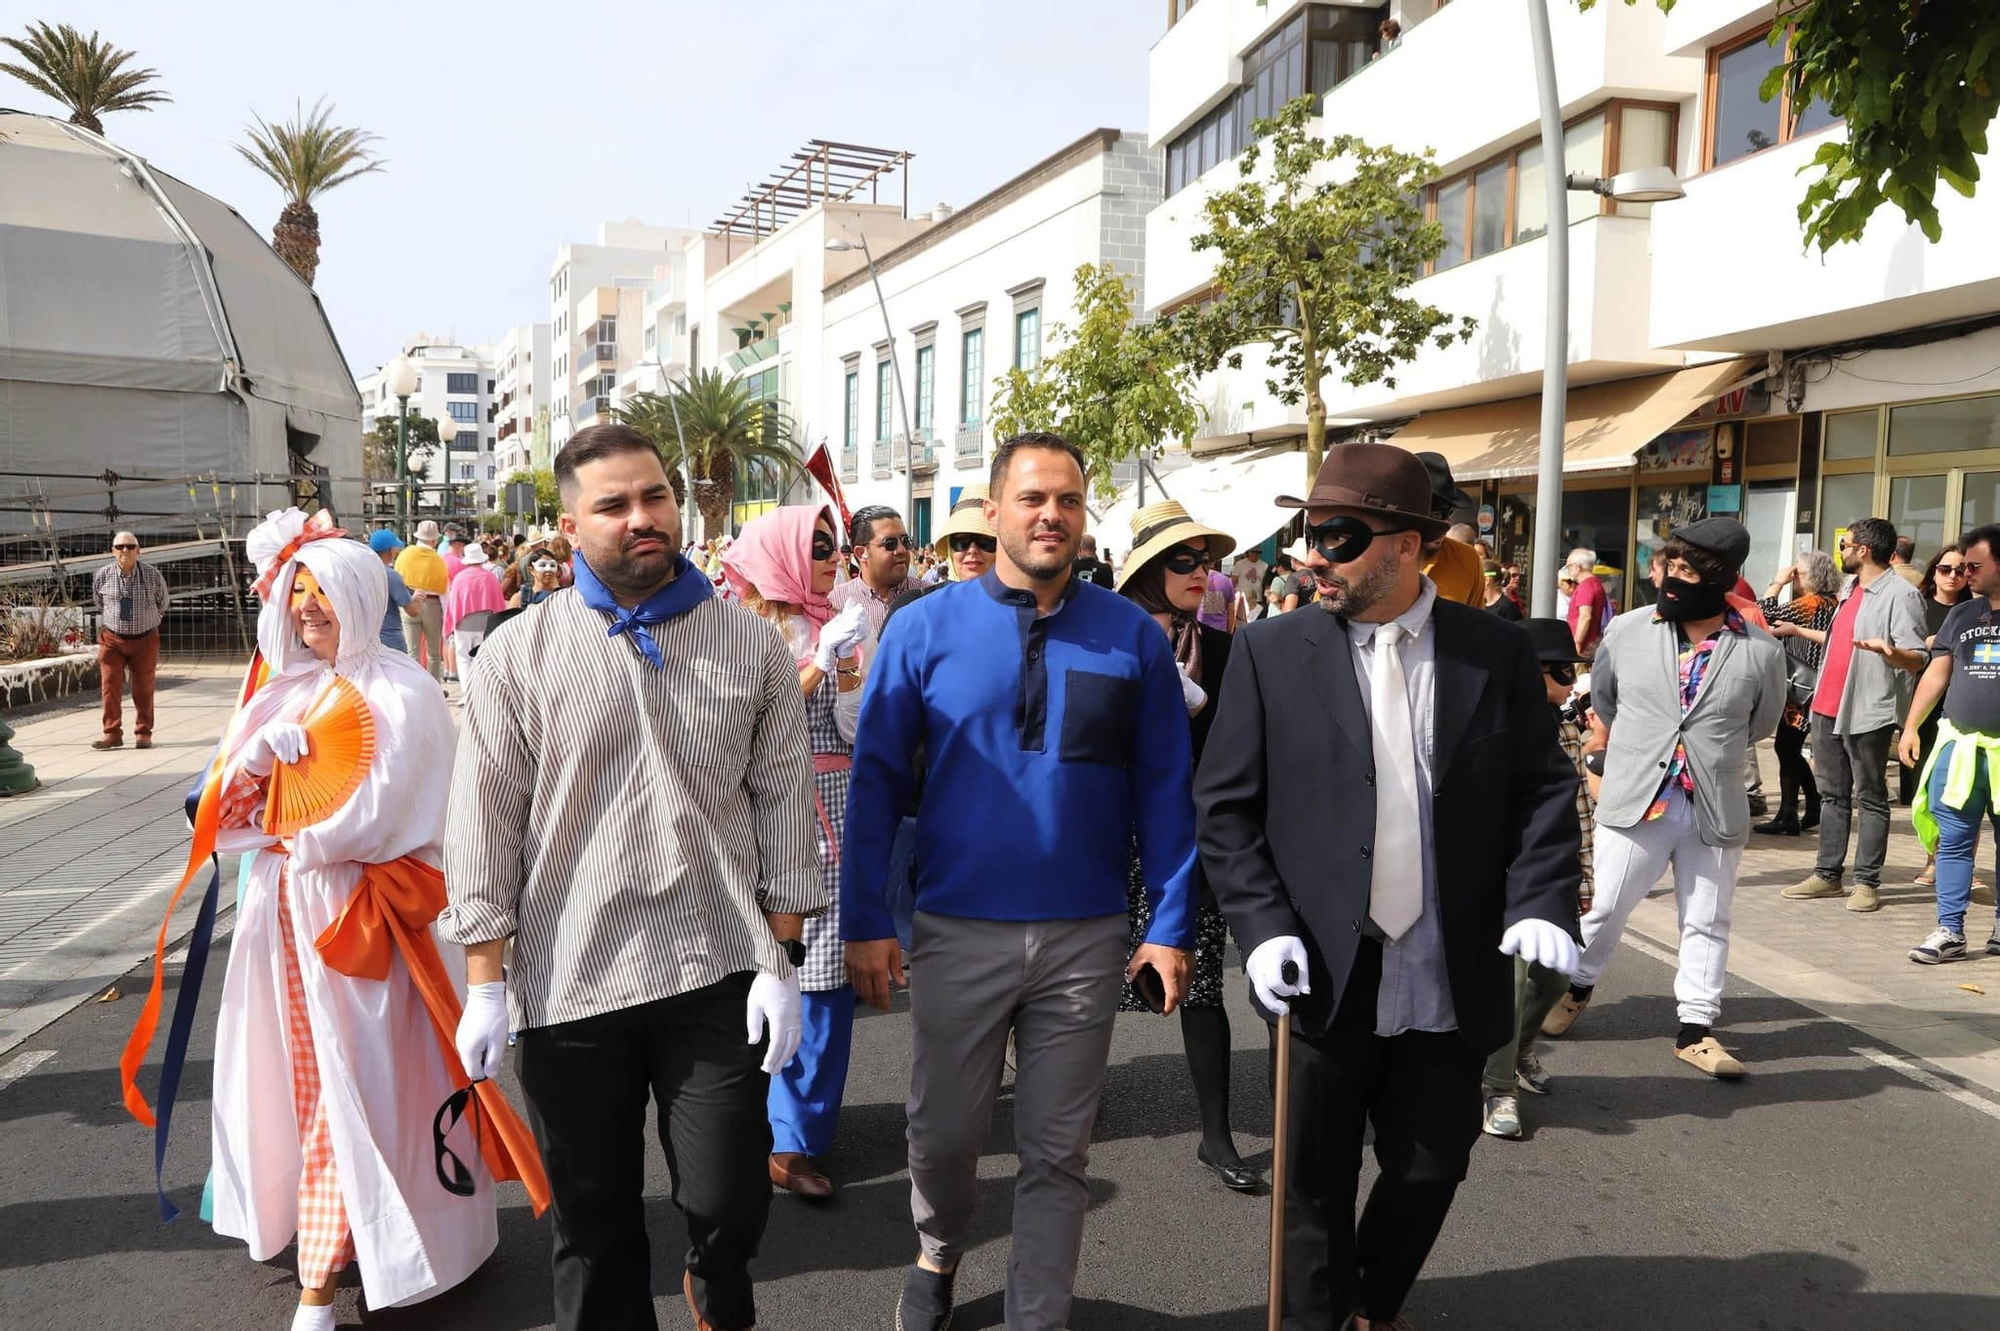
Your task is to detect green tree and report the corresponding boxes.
[235,98,385,287]
[0,22,169,136]
[1589,0,2000,250]
[500,467,560,523]
[1164,95,1474,479]
[364,413,439,483]
[988,263,1205,500]
[611,370,802,541]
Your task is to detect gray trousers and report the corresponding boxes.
[906,910,1127,1331]
[1811,714,1894,887]
[401,594,444,681]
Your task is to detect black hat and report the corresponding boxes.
[1414,451,1472,517]
[1669,516,1752,576]
[1524,618,1587,665]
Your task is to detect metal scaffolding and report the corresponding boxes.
[709,139,914,258]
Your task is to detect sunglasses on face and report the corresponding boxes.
[810,533,838,561]
[872,535,912,552]
[113,543,138,551]
[1967,560,1987,575]
[1160,544,1209,576]
[1307,516,1411,565]
[1938,563,1966,575]
[949,533,997,555]
[433,1082,486,1198]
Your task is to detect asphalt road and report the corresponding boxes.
[4,931,2000,1330]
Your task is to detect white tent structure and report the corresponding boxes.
[0,110,362,545]
[1088,444,1302,560]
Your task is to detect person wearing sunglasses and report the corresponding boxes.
[1752,550,1841,837]
[1480,558,1523,622]
[830,503,922,639]
[1113,500,1260,1192]
[89,529,171,749]
[1197,443,1582,1331]
[1902,545,1974,817]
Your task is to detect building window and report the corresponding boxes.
[447,372,478,394]
[1706,28,1840,170]
[961,327,984,425]
[843,369,860,448]
[487,463,497,480]
[446,400,478,423]
[1014,309,1041,372]
[915,344,935,435]
[876,359,892,441]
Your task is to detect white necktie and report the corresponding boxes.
[1369,622,1423,941]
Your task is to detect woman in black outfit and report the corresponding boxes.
[1115,500,1259,1193]
[1906,545,1971,878]
[1755,549,1841,835]
[1481,558,1523,620]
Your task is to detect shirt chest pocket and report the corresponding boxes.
[1059,668,1139,767]
[660,664,758,776]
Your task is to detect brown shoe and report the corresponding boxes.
[683,1268,752,1331]
[1782,872,1844,900]
[1846,883,1882,912]
[769,1151,834,1201]
[1540,990,1589,1037]
[90,737,121,750]
[1674,1036,1745,1079]
[134,738,153,750]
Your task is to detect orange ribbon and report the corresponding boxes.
[315,855,551,1217]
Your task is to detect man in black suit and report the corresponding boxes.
[1197,443,1584,1331]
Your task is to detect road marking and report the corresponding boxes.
[1855,1046,2000,1123]
[1622,931,1679,968]
[0,1049,55,1091]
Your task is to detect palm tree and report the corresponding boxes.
[0,22,169,135]
[612,371,804,542]
[235,99,384,287]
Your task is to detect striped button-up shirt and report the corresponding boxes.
[92,560,170,636]
[830,573,922,642]
[439,590,827,1031]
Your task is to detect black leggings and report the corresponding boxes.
[1775,722,1817,819]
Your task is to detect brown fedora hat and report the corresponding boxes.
[1275,443,1449,541]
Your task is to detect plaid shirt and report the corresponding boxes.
[91,559,169,636]
[1557,718,1595,915]
[1645,606,1749,820]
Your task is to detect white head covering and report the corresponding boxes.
[245,508,389,678]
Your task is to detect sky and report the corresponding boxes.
[10,1,1162,376]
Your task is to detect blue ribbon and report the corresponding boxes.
[151,854,222,1222]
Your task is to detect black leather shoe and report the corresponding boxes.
[1752,814,1800,836]
[1196,1144,1263,1193]
[896,1262,955,1331]
[1801,800,1821,831]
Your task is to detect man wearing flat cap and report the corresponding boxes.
[1541,516,1785,1080]
[1198,442,1584,1330]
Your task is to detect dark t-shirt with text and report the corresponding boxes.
[1934,597,2000,736]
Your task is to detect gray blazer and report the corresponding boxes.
[1591,605,1787,848]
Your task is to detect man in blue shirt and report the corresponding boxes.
[844,432,1197,1331]
[368,528,414,649]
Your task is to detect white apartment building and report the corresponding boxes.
[1145,0,2000,603]
[491,322,551,482]
[356,333,498,509]
[547,221,701,449]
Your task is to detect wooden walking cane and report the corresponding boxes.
[1267,960,1299,1331]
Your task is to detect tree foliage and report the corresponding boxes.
[364,413,439,483]
[1163,95,1474,476]
[987,263,1205,500]
[500,468,560,523]
[0,22,169,136]
[612,370,802,539]
[1589,0,2000,250]
[235,98,385,285]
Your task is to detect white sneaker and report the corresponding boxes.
[1910,927,1968,965]
[1482,1093,1522,1139]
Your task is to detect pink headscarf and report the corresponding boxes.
[720,504,838,644]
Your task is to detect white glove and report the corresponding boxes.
[1178,662,1208,717]
[1245,935,1311,1015]
[746,970,803,1075]
[812,602,869,673]
[1499,919,1581,976]
[454,980,510,1080]
[238,721,310,776]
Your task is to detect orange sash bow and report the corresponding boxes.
[315,855,551,1217]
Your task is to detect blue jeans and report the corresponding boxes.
[767,985,857,1157]
[1927,739,2000,936]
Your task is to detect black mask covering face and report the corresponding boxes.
[1656,574,1727,622]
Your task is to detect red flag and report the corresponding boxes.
[804,444,852,535]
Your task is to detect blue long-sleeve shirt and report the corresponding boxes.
[842,569,1198,947]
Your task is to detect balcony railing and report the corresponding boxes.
[840,445,859,480]
[573,394,610,425]
[577,341,618,372]
[871,440,892,471]
[955,423,982,460]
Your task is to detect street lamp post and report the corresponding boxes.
[637,359,699,538]
[827,234,919,533]
[386,353,419,536]
[436,414,459,527]
[1524,0,1685,615]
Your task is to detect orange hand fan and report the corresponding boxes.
[263,676,376,836]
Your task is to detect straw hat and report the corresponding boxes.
[933,484,996,556]
[1115,500,1236,593]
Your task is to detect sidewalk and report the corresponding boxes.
[0,664,244,1055]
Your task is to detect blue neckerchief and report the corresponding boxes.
[571,551,712,668]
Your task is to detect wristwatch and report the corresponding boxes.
[779,937,807,967]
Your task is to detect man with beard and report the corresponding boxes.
[1542,518,1786,1078]
[1779,515,1928,911]
[831,504,922,639]
[442,424,825,1331]
[1197,443,1582,1330]
[843,432,1197,1331]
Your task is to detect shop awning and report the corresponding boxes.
[1390,360,1754,482]
[1089,444,1306,555]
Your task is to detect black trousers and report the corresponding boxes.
[1776,721,1818,818]
[1271,939,1483,1328]
[515,972,771,1331]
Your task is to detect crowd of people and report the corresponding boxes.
[107,419,2000,1331]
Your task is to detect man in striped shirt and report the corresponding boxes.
[442,424,826,1331]
[90,531,169,750]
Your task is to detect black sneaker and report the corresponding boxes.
[896,1263,955,1331]
[1986,930,2000,957]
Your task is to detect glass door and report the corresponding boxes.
[1886,473,1948,567]
[1961,471,2000,535]
[1742,480,1797,590]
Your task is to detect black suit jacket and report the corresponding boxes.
[1195,597,1582,1054]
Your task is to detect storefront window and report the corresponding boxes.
[1959,471,2000,534]
[1822,409,1879,461]
[1635,483,1709,606]
[1886,474,1948,565]
[1887,393,2000,456]
[1818,472,1875,549]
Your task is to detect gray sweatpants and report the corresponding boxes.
[905,910,1127,1331]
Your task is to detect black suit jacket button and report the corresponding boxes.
[1365,771,1375,786]
[1658,760,1668,768]
[1360,845,1372,859]
[1352,919,1362,932]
